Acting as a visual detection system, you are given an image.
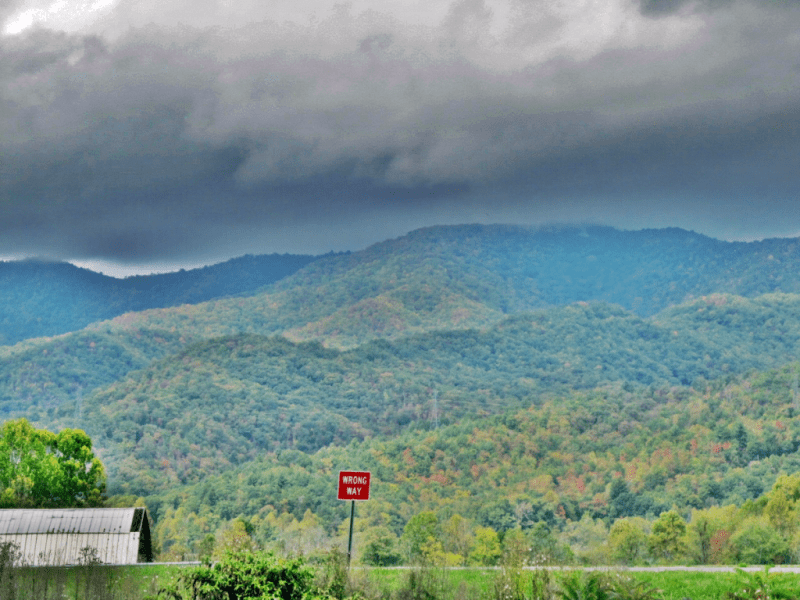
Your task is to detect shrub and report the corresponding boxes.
[174,550,316,600]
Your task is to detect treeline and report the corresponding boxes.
[0,328,191,416]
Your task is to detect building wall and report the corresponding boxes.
[1,532,141,566]
[0,508,152,566]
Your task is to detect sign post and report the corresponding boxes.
[337,471,371,566]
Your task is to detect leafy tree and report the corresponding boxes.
[168,550,316,600]
[501,528,529,567]
[0,419,105,507]
[608,479,637,519]
[478,498,517,532]
[197,534,216,562]
[213,519,255,559]
[440,514,474,566]
[648,510,688,563]
[361,526,402,566]
[730,518,791,565]
[766,488,797,537]
[402,511,439,562]
[469,526,501,566]
[527,522,574,565]
[688,506,736,564]
[771,473,800,502]
[608,518,648,565]
[559,515,610,565]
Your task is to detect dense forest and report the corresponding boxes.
[149,361,800,564]
[16,295,798,499]
[3,224,800,564]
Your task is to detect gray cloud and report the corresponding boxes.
[1,0,800,264]
[637,0,797,17]
[637,0,728,17]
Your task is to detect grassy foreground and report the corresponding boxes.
[4,560,800,599]
[361,567,800,600]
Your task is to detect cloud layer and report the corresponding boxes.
[2,0,799,263]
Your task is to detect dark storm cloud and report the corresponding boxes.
[637,0,796,17]
[1,0,800,264]
[637,0,731,17]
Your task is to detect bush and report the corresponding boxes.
[166,550,317,600]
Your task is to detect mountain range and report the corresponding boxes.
[3,224,800,552]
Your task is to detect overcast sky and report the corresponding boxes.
[1,0,799,275]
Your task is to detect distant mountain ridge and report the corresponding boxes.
[92,224,800,349]
[4,225,800,348]
[0,253,323,345]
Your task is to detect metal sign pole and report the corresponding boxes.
[338,471,369,567]
[347,500,355,566]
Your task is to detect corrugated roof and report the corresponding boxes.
[0,508,152,566]
[0,508,138,535]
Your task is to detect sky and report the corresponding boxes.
[1,0,799,276]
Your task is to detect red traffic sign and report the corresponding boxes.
[338,471,371,501]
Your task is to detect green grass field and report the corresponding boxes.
[357,566,800,600]
[4,563,800,599]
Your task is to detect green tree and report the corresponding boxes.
[213,519,255,559]
[441,514,474,566]
[171,550,316,600]
[688,506,736,564]
[51,427,106,506]
[608,479,637,519]
[478,498,517,532]
[469,526,501,566]
[648,510,688,563]
[731,518,791,565]
[0,419,105,508]
[559,514,610,565]
[362,526,402,566]
[609,518,648,565]
[402,511,439,562]
[527,522,573,565]
[197,534,216,562]
[766,488,797,537]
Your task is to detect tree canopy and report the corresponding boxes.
[0,418,105,508]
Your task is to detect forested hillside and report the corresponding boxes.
[0,253,320,344]
[9,294,794,499]
[0,327,192,416]
[4,225,800,564]
[149,361,800,562]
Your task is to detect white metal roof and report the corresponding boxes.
[0,508,140,535]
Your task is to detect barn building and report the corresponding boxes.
[0,508,153,566]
